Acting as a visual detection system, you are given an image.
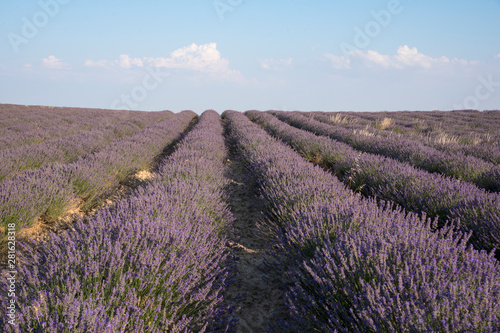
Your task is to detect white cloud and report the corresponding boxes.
[84,43,240,79]
[352,50,394,68]
[260,57,293,71]
[355,46,449,69]
[450,57,467,66]
[393,45,443,68]
[336,45,473,70]
[118,54,143,69]
[144,43,238,77]
[496,53,500,59]
[42,55,71,70]
[84,59,111,68]
[324,54,351,69]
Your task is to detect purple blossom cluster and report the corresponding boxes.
[0,111,173,182]
[224,110,500,332]
[0,111,195,237]
[1,110,237,332]
[0,104,153,150]
[247,111,500,256]
[272,111,500,192]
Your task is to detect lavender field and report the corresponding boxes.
[1,104,500,332]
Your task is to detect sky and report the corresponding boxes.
[0,0,499,114]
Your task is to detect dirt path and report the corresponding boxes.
[224,138,288,332]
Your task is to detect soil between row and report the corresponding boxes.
[223,129,288,332]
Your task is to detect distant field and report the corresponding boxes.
[1,104,499,332]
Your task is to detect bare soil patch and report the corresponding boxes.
[0,169,158,268]
[224,143,288,332]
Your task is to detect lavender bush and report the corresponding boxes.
[247,111,500,256]
[273,111,500,192]
[0,111,195,238]
[1,110,237,332]
[349,110,500,145]
[307,110,500,165]
[0,111,173,182]
[0,104,158,150]
[224,110,500,332]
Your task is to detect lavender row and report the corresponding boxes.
[349,110,500,149]
[248,111,500,256]
[0,111,195,236]
[0,104,145,150]
[352,110,500,142]
[0,111,174,182]
[313,111,500,165]
[306,110,500,174]
[224,110,500,332]
[273,111,500,192]
[2,110,237,332]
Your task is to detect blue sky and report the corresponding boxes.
[0,0,499,113]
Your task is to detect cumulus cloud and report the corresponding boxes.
[394,45,440,68]
[326,45,474,70]
[42,55,71,70]
[353,46,454,69]
[352,49,394,68]
[144,43,239,77]
[260,57,293,71]
[84,43,240,79]
[118,55,143,69]
[324,54,351,69]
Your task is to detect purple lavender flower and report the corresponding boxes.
[223,110,500,332]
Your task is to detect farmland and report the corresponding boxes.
[1,104,500,332]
